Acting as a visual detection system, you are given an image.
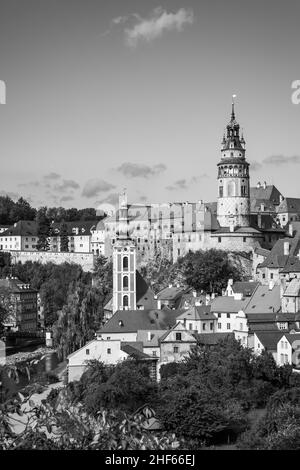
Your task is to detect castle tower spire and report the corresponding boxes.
[216,100,250,228]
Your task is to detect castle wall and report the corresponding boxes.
[10,250,95,272]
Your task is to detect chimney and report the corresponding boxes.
[263,181,267,189]
[257,182,261,189]
[284,241,290,256]
[147,331,152,342]
[260,203,265,212]
[279,194,283,203]
[289,224,294,237]
[269,280,274,290]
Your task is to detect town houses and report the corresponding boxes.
[2,103,300,378]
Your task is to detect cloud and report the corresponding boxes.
[60,195,74,203]
[44,172,61,181]
[115,162,166,178]
[96,192,120,207]
[166,174,207,191]
[18,181,41,188]
[263,155,300,165]
[250,161,263,171]
[116,7,194,47]
[0,190,20,200]
[82,179,116,198]
[53,179,80,192]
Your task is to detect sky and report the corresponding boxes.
[0,0,300,211]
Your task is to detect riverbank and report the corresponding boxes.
[5,346,56,366]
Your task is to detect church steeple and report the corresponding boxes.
[112,190,137,313]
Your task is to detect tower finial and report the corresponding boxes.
[231,94,236,120]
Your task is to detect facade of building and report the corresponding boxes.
[0,277,38,332]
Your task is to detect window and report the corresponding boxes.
[123,295,129,308]
[243,237,246,243]
[240,323,243,331]
[226,313,230,318]
[123,256,128,270]
[189,323,193,330]
[210,323,213,331]
[152,351,157,357]
[86,349,90,355]
[173,346,179,353]
[176,333,182,341]
[107,348,111,354]
[219,186,223,197]
[227,323,231,330]
[203,323,206,331]
[218,237,222,243]
[270,273,274,279]
[218,322,221,329]
[123,275,128,289]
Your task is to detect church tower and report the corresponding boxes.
[217,100,250,228]
[112,191,137,313]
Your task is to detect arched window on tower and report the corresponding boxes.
[123,295,129,309]
[227,182,235,197]
[123,256,128,271]
[123,275,128,290]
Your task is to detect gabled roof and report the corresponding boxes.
[210,296,248,313]
[232,281,259,297]
[136,330,165,347]
[120,342,154,360]
[0,277,37,294]
[176,305,216,321]
[259,237,300,269]
[283,333,300,346]
[255,331,284,350]
[280,258,300,273]
[98,309,184,334]
[250,184,282,204]
[156,285,190,301]
[51,220,97,236]
[254,246,270,258]
[276,198,300,214]
[194,332,234,345]
[244,285,281,314]
[158,322,197,344]
[283,278,300,297]
[1,220,38,237]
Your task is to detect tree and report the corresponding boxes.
[82,360,158,416]
[9,197,36,222]
[59,222,69,252]
[178,249,243,294]
[36,208,50,251]
[52,281,104,360]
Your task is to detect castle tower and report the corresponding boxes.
[112,190,136,313]
[217,99,250,228]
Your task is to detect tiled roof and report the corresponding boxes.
[0,277,37,293]
[250,185,282,204]
[51,220,97,236]
[98,309,183,334]
[232,281,259,297]
[244,285,281,314]
[276,198,300,214]
[121,342,154,360]
[210,296,249,313]
[259,237,300,269]
[136,330,165,347]
[156,285,189,301]
[176,305,216,321]
[1,220,38,237]
[280,258,300,273]
[284,333,300,346]
[254,246,270,257]
[283,278,300,297]
[194,332,234,345]
[255,331,284,350]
